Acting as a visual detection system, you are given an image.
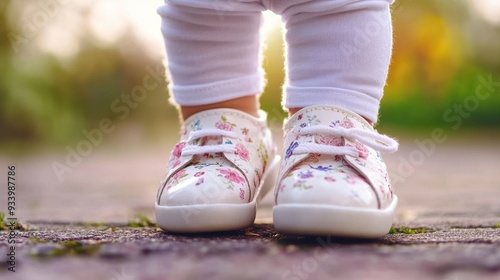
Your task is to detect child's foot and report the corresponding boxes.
[155,108,278,233]
[273,105,398,238]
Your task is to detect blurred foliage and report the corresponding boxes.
[0,0,173,147]
[1,0,499,147]
[382,0,500,128]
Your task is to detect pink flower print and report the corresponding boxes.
[172,169,187,180]
[324,176,336,182]
[217,168,246,184]
[172,142,186,158]
[194,171,205,177]
[345,175,357,184]
[172,160,181,168]
[239,188,245,200]
[215,115,235,131]
[344,173,366,184]
[297,114,303,120]
[378,185,386,197]
[195,177,204,186]
[318,136,343,147]
[355,141,369,159]
[280,184,286,192]
[235,143,250,161]
[215,120,234,131]
[339,118,354,129]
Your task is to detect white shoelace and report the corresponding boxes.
[181,129,238,156]
[293,125,398,157]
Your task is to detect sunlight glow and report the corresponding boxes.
[18,0,498,60]
[28,0,282,59]
[122,0,165,59]
[37,23,80,59]
[469,0,500,25]
[262,11,282,36]
[26,1,87,58]
[88,0,129,45]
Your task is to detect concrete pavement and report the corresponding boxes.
[1,130,500,280]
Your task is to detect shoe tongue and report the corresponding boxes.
[201,135,223,146]
[181,108,265,137]
[285,105,370,131]
[181,109,239,141]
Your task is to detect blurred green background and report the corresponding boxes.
[1,0,500,150]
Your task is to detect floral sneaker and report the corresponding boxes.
[155,108,278,233]
[273,105,399,238]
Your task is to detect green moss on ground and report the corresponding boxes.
[388,226,428,234]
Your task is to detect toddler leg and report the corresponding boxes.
[272,0,394,123]
[270,0,399,237]
[157,2,266,118]
[155,1,278,233]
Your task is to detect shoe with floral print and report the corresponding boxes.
[273,105,399,238]
[155,108,278,233]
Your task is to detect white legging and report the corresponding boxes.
[158,0,394,123]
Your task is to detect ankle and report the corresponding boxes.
[180,96,259,120]
[288,107,301,116]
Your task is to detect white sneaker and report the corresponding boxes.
[155,108,278,233]
[273,105,399,238]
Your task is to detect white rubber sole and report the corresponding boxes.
[155,156,280,233]
[273,196,398,238]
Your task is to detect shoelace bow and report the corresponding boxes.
[293,125,398,157]
[181,129,238,156]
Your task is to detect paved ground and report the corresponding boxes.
[1,129,500,280]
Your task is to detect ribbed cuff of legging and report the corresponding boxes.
[283,86,382,123]
[169,72,265,106]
